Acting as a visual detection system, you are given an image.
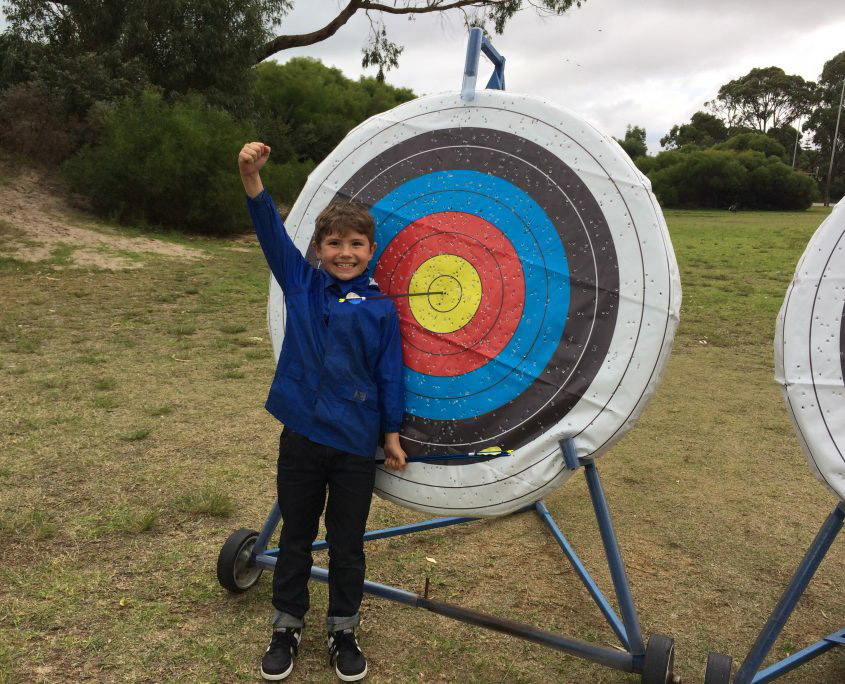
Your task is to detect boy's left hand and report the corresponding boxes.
[383,433,406,471]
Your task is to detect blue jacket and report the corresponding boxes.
[247,190,404,458]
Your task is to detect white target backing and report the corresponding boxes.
[268,90,681,516]
[776,197,845,501]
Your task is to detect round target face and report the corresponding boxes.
[775,197,845,502]
[268,90,681,516]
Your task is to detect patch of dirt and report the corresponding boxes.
[0,167,206,269]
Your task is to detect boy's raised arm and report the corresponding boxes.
[238,142,270,198]
[239,141,311,293]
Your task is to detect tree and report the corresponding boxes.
[805,51,845,201]
[614,125,647,159]
[660,111,728,149]
[707,66,817,133]
[1,1,292,113]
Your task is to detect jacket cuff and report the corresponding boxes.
[245,189,268,203]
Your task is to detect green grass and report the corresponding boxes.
[173,487,233,517]
[1,201,844,683]
[121,427,152,441]
[90,505,158,537]
[93,377,117,391]
[146,403,175,417]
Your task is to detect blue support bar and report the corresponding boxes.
[461,27,483,101]
[735,502,845,684]
[561,438,580,470]
[255,556,637,673]
[253,500,281,556]
[534,500,630,649]
[461,27,506,101]
[311,516,478,551]
[578,449,646,659]
[481,36,506,90]
[751,628,845,683]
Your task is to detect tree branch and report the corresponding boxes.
[255,0,364,62]
[255,0,496,63]
[359,1,493,15]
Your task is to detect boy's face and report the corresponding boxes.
[314,230,376,281]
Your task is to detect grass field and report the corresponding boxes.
[1,195,844,683]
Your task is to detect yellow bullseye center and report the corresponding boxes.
[409,255,482,334]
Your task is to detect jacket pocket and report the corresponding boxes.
[337,385,379,450]
[341,385,378,410]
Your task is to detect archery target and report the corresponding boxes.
[775,197,845,502]
[267,90,680,516]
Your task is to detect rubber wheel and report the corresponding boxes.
[704,652,733,684]
[641,634,675,684]
[217,528,263,593]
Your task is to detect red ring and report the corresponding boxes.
[375,212,524,376]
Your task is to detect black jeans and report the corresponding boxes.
[272,428,376,627]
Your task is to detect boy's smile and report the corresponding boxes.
[314,231,376,281]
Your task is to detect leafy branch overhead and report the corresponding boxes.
[255,1,585,81]
[3,1,585,89]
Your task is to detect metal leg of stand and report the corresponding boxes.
[312,516,479,551]
[752,627,845,684]
[581,456,647,659]
[253,500,281,557]
[534,499,630,649]
[734,502,845,684]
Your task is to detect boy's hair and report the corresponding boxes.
[313,202,375,245]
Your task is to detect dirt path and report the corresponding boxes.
[0,167,206,269]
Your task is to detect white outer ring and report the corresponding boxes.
[267,90,680,516]
[775,197,845,501]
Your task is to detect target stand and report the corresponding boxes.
[704,199,845,684]
[218,438,676,683]
[219,29,680,683]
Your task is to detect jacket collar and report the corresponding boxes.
[322,269,379,295]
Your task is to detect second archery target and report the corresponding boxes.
[268,90,681,516]
[776,197,845,502]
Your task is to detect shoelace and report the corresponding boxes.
[271,629,299,657]
[329,631,358,662]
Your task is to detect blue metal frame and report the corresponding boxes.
[248,438,649,675]
[733,502,844,683]
[461,26,506,102]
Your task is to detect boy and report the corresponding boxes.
[238,142,407,682]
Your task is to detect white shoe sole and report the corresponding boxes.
[260,660,294,680]
[335,662,367,682]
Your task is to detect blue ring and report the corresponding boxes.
[371,171,569,420]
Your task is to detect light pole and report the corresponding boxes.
[824,78,845,207]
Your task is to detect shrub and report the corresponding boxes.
[645,147,815,210]
[62,89,312,235]
[715,133,787,161]
[648,150,747,208]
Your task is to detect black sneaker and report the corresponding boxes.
[261,627,301,681]
[327,628,367,681]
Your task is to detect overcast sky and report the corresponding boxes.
[270,0,845,153]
